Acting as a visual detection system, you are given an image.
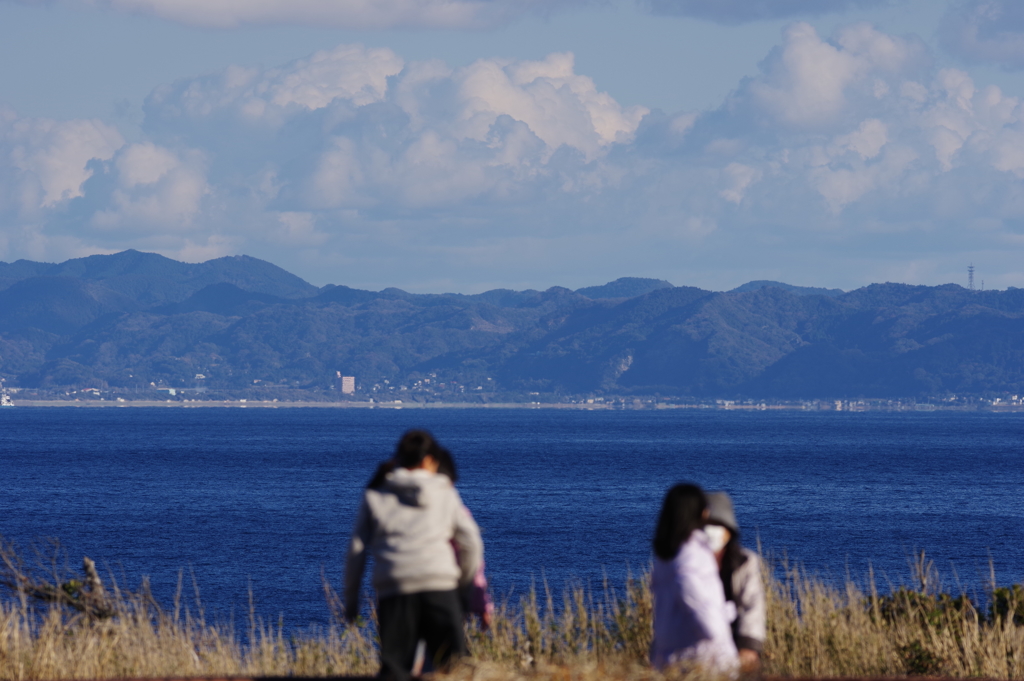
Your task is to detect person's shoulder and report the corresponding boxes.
[420,470,455,492]
[410,470,461,505]
[677,531,716,567]
[683,529,712,552]
[734,548,762,581]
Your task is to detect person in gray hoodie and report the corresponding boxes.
[705,492,766,676]
[345,430,483,681]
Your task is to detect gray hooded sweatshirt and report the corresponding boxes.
[345,467,483,611]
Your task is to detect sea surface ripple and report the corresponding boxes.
[1,408,1022,628]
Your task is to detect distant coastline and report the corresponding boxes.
[8,398,1024,412]
[10,399,604,409]
[4,250,1024,402]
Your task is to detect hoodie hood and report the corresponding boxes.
[383,467,451,507]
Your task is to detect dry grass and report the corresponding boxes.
[0,585,379,680]
[763,557,1024,679]
[2,549,1024,680]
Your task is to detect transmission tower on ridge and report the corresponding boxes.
[968,264,975,291]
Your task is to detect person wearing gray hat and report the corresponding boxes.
[706,492,765,675]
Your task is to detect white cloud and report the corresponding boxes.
[708,23,1024,224]
[811,143,918,212]
[11,0,571,29]
[145,44,404,131]
[749,23,863,127]
[263,45,404,109]
[832,118,888,159]
[91,143,209,231]
[719,163,761,203]
[143,48,645,212]
[9,28,1024,290]
[2,116,123,210]
[455,53,649,160]
[310,137,366,209]
[273,212,329,246]
[940,0,1024,70]
[746,23,924,128]
[115,142,180,187]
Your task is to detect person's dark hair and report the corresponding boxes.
[717,529,748,602]
[367,459,396,489]
[435,446,458,483]
[394,429,438,468]
[653,483,707,560]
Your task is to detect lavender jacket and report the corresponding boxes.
[650,529,739,674]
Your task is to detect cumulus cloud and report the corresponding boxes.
[142,48,648,211]
[745,22,927,128]
[0,114,123,212]
[455,53,648,160]
[8,26,1024,290]
[0,45,651,268]
[146,44,404,127]
[719,163,762,203]
[0,111,122,261]
[642,0,889,24]
[90,143,209,231]
[708,23,1023,212]
[10,0,572,29]
[940,0,1024,70]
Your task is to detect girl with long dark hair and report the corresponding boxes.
[650,483,739,674]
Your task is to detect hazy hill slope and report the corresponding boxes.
[155,283,286,316]
[493,286,844,394]
[495,287,714,392]
[191,255,318,300]
[490,283,1024,396]
[731,280,845,298]
[3,250,1024,397]
[744,286,1024,397]
[617,287,840,394]
[0,260,53,291]
[36,285,594,392]
[0,277,138,335]
[575,277,674,299]
[0,250,317,304]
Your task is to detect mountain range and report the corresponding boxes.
[1,250,1021,399]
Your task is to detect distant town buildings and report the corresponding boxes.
[335,372,356,394]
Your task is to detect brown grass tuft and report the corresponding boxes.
[2,546,1024,680]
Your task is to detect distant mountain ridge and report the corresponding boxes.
[730,280,845,298]
[576,277,674,299]
[1,250,1021,399]
[0,250,318,304]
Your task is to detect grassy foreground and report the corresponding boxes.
[2,553,1024,680]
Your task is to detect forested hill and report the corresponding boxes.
[1,251,1022,399]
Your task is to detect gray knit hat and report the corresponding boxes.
[706,492,739,533]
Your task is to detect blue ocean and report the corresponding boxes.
[1,407,1023,629]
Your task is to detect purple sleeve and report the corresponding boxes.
[465,560,493,616]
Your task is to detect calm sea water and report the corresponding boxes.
[1,407,1023,629]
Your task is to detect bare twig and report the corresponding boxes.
[321,565,346,625]
[0,537,115,619]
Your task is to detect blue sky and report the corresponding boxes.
[3,0,1024,293]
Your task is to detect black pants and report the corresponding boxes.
[377,589,465,681]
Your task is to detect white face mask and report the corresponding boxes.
[704,524,729,553]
